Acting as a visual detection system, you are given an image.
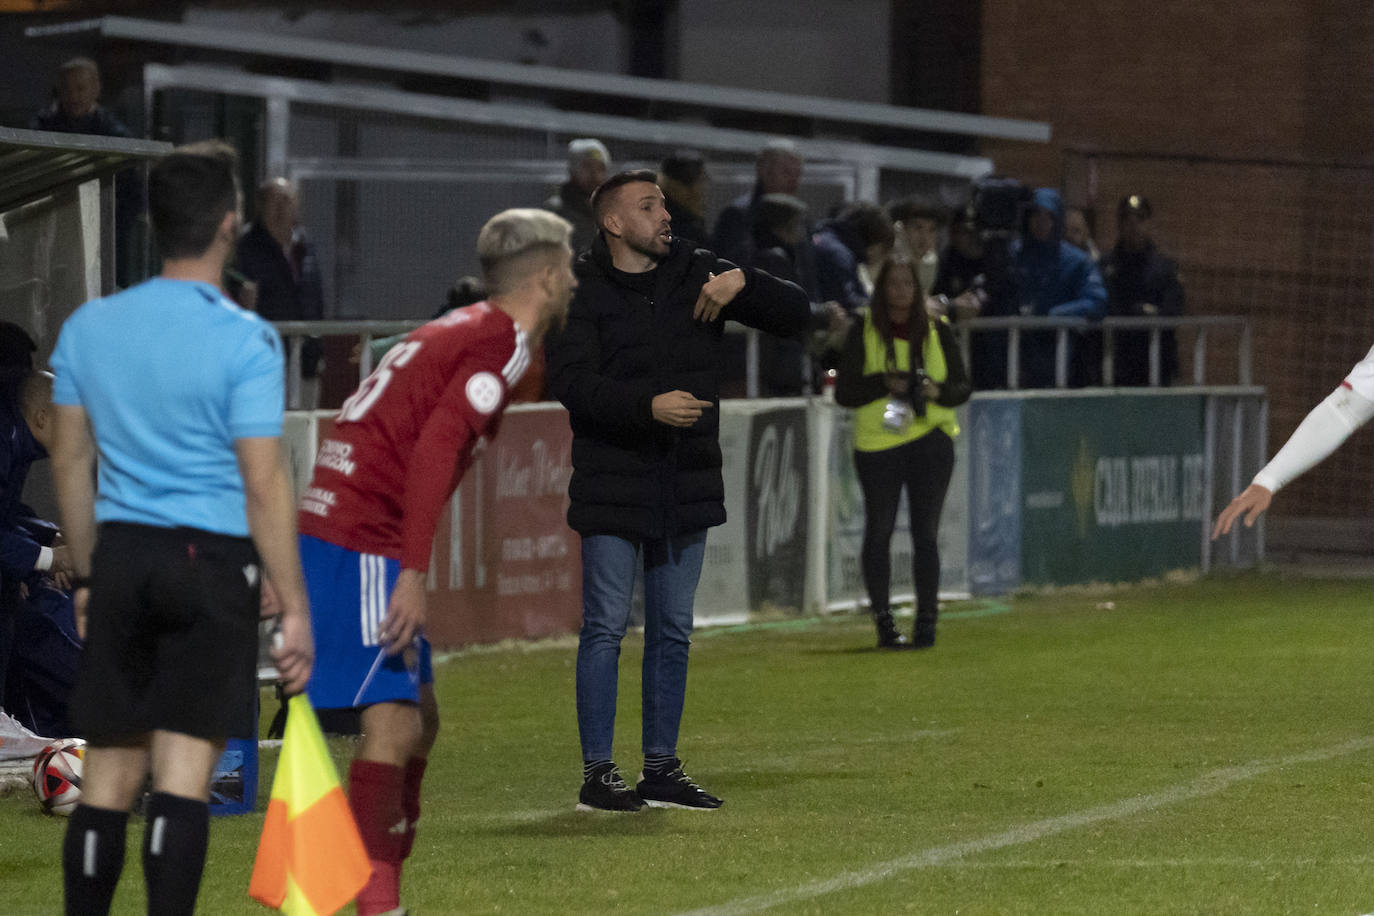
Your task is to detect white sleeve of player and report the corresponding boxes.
[1252,382,1374,493]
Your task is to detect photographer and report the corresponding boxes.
[934,181,1026,389]
[835,257,970,649]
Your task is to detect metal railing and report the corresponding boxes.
[952,314,1252,390]
[273,314,1253,408]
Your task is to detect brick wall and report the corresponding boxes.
[980,0,1374,519]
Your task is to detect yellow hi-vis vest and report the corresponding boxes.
[852,312,960,453]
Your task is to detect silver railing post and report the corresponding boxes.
[1054,327,1069,388]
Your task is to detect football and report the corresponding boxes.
[31,738,86,816]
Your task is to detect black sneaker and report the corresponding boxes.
[636,760,723,810]
[577,761,645,812]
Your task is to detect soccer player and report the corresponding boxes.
[297,208,575,916]
[49,140,313,916]
[1214,350,1374,537]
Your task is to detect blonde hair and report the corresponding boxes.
[478,208,573,295]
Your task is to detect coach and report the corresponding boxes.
[546,169,809,812]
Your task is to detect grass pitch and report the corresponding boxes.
[5,572,1374,914]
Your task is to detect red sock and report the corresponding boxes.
[349,759,406,916]
[400,757,428,861]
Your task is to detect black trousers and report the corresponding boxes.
[853,430,955,620]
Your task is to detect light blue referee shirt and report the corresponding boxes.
[50,277,285,537]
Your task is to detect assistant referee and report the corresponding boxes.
[49,140,312,916]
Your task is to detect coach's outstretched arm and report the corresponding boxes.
[1213,381,1374,538]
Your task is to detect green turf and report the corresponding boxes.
[6,572,1374,914]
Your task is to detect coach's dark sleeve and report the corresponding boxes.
[714,258,811,339]
[545,293,658,431]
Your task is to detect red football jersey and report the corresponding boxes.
[298,302,529,570]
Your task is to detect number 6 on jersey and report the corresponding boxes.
[339,340,423,423]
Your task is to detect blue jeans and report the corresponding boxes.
[576,530,706,761]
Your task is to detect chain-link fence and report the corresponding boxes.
[1065,149,1374,520]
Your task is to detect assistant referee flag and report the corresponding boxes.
[250,694,370,915]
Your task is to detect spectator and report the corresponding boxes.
[888,199,944,296]
[1064,206,1101,262]
[1102,194,1185,386]
[30,57,141,288]
[751,195,850,393]
[834,257,970,648]
[233,178,327,409]
[1012,188,1107,387]
[545,138,610,255]
[545,169,809,812]
[658,150,710,248]
[30,57,129,138]
[233,177,326,409]
[712,139,816,296]
[933,208,1016,390]
[232,179,323,403]
[813,201,895,314]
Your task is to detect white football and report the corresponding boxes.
[32,738,86,816]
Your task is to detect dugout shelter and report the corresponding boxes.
[0,125,169,365]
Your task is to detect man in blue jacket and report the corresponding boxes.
[1013,188,1107,387]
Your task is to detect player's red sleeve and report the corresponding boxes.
[399,364,504,571]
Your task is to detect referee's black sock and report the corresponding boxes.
[63,804,128,916]
[142,792,209,916]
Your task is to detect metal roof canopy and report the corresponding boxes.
[29,15,1052,144]
[144,63,995,181]
[0,126,169,213]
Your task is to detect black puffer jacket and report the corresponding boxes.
[547,234,810,538]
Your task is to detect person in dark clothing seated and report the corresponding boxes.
[0,371,74,714]
[1102,194,1186,386]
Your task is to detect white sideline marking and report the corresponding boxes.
[677,736,1374,916]
[923,856,1374,869]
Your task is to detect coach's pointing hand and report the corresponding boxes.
[381,569,428,655]
[692,269,746,321]
[653,390,713,428]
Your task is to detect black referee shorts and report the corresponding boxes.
[70,522,262,745]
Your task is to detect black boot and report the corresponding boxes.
[912,611,937,649]
[875,609,908,648]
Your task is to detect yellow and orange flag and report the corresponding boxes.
[250,694,371,915]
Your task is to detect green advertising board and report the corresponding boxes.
[1020,394,1206,585]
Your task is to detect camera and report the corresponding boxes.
[881,369,928,433]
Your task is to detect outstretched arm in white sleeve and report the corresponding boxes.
[1212,381,1374,538]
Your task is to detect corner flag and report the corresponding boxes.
[250,694,370,915]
